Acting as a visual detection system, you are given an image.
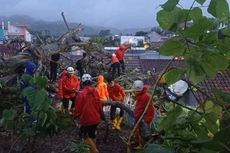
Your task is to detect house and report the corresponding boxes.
[0,21,7,44]
[0,29,7,44]
[139,57,230,105]
[146,31,171,48]
[6,21,32,42]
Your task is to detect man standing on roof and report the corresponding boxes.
[58,67,80,113]
[133,80,155,149]
[73,74,104,153]
[115,44,131,73]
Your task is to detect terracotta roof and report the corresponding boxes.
[140,59,183,72]
[140,59,230,103]
[195,71,230,103]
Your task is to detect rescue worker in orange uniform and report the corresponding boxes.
[133,80,155,149]
[58,67,80,113]
[115,44,131,73]
[107,76,126,130]
[97,75,109,102]
[111,53,120,77]
[73,74,104,153]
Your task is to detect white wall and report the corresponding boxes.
[25,30,32,42]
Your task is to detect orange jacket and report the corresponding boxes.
[134,85,155,124]
[73,85,103,126]
[97,75,109,101]
[112,56,119,63]
[58,74,80,99]
[115,45,129,61]
[107,83,125,102]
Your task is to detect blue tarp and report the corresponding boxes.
[0,29,6,41]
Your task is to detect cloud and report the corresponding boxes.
[1,0,230,28]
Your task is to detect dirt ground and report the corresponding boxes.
[0,119,135,153]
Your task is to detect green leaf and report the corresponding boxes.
[183,17,216,40]
[222,27,230,36]
[164,69,183,84]
[212,89,230,106]
[196,0,206,5]
[145,144,174,153]
[22,87,36,102]
[213,126,230,143]
[157,7,185,31]
[35,76,48,89]
[201,53,229,77]
[189,7,203,21]
[185,55,206,83]
[204,101,222,116]
[41,113,48,127]
[22,75,34,83]
[218,27,230,56]
[208,0,230,20]
[159,38,185,56]
[2,109,17,120]
[36,89,48,102]
[158,106,183,130]
[161,0,180,12]
[199,148,219,153]
[204,112,219,134]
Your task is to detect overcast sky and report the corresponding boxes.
[0,0,230,29]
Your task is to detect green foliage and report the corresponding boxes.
[159,38,185,56]
[164,69,183,84]
[147,0,230,152]
[98,29,111,37]
[157,7,186,32]
[208,0,230,21]
[161,0,180,12]
[145,144,174,153]
[158,106,183,130]
[195,0,206,5]
[189,7,203,22]
[68,141,90,153]
[1,108,17,130]
[1,75,70,139]
[157,104,225,153]
[183,17,216,41]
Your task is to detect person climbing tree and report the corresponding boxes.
[50,53,60,82]
[76,52,87,78]
[133,80,155,149]
[107,76,125,130]
[58,67,80,113]
[115,44,131,73]
[110,53,120,77]
[73,74,104,153]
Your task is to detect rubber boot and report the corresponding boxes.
[112,117,118,130]
[115,116,123,130]
[83,138,99,153]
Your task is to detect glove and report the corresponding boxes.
[74,89,79,94]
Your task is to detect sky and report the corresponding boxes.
[0,0,230,29]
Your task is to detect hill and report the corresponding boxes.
[0,15,152,36]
